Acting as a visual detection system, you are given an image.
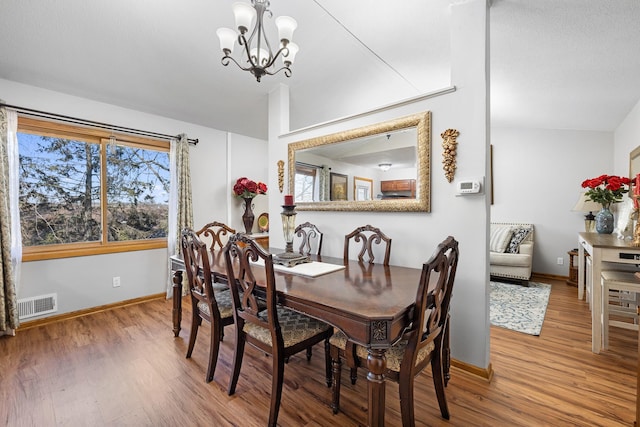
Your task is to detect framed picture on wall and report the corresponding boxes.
[330,172,348,201]
[490,144,494,205]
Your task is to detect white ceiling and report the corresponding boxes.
[0,0,639,140]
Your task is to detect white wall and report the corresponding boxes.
[614,98,640,176]
[227,133,269,233]
[490,127,613,275]
[0,78,267,317]
[269,0,491,369]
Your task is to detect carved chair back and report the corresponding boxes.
[343,224,392,265]
[195,221,235,283]
[195,221,236,253]
[405,235,459,375]
[181,228,222,321]
[295,221,323,256]
[223,233,280,339]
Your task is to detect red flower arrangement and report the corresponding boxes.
[233,177,268,199]
[581,174,631,208]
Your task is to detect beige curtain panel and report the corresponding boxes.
[0,105,19,334]
[166,134,193,298]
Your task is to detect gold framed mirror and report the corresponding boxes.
[630,145,640,179]
[287,112,431,212]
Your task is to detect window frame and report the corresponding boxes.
[18,117,170,262]
[294,163,317,202]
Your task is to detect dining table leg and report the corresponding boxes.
[172,270,183,337]
[367,348,387,427]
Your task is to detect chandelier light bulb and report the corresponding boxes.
[275,16,297,44]
[216,28,237,54]
[283,42,299,65]
[232,2,256,34]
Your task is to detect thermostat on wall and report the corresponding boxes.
[456,179,481,195]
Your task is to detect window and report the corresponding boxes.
[17,117,170,261]
[295,163,316,202]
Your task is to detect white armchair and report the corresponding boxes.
[489,222,534,281]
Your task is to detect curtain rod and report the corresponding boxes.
[295,161,331,170]
[296,161,318,168]
[0,103,198,145]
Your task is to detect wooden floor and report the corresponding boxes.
[1,277,636,426]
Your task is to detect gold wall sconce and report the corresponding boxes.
[441,129,459,182]
[278,160,285,193]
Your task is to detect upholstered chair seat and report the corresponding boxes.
[329,330,435,373]
[244,306,332,348]
[196,289,233,319]
[197,289,260,320]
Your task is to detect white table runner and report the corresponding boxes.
[251,259,345,278]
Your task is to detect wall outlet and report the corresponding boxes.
[112,276,121,288]
[556,257,564,265]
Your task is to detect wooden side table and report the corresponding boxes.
[567,249,589,287]
[249,233,269,249]
[567,250,579,286]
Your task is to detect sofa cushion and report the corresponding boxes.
[506,227,531,254]
[490,224,513,253]
[489,251,532,267]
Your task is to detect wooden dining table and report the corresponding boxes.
[170,249,444,427]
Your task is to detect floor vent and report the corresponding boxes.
[18,293,57,320]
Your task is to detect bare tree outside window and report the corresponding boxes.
[295,164,316,202]
[19,134,102,245]
[17,121,170,256]
[106,144,169,241]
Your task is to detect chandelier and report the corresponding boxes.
[216,0,299,82]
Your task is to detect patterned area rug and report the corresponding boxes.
[490,281,551,336]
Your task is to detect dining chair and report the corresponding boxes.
[295,221,323,256]
[344,224,392,265]
[342,224,392,384]
[601,270,640,349]
[181,228,235,383]
[329,236,460,425]
[195,221,236,286]
[223,233,334,427]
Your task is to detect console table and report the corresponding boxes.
[248,232,269,249]
[578,232,640,353]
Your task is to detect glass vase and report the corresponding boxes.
[595,206,614,234]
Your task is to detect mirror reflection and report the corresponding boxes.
[630,145,640,179]
[354,176,373,201]
[287,112,431,212]
[295,128,417,202]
